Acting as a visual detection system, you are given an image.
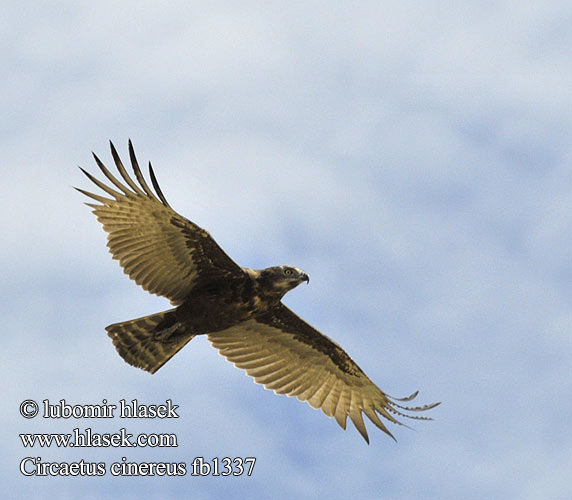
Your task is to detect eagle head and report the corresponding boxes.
[257,265,309,298]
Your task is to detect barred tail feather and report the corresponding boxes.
[106,309,196,374]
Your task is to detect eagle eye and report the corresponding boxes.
[284,268,293,276]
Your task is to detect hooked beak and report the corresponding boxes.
[301,273,310,284]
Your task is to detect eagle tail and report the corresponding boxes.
[106,309,196,374]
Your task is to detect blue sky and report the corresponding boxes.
[2,1,571,499]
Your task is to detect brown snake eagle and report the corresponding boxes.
[77,141,439,443]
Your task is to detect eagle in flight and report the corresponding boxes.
[77,141,439,443]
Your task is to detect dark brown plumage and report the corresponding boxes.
[77,140,439,443]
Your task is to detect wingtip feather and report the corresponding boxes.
[75,186,109,204]
[128,140,160,201]
[148,161,170,207]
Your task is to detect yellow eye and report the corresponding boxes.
[284,268,293,276]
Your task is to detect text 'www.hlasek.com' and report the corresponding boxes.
[18,399,256,477]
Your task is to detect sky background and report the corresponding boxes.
[2,1,572,499]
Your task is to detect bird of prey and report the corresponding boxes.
[77,141,439,443]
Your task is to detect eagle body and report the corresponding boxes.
[108,266,309,373]
[77,141,439,443]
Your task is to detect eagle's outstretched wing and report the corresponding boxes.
[76,141,244,305]
[208,304,439,443]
